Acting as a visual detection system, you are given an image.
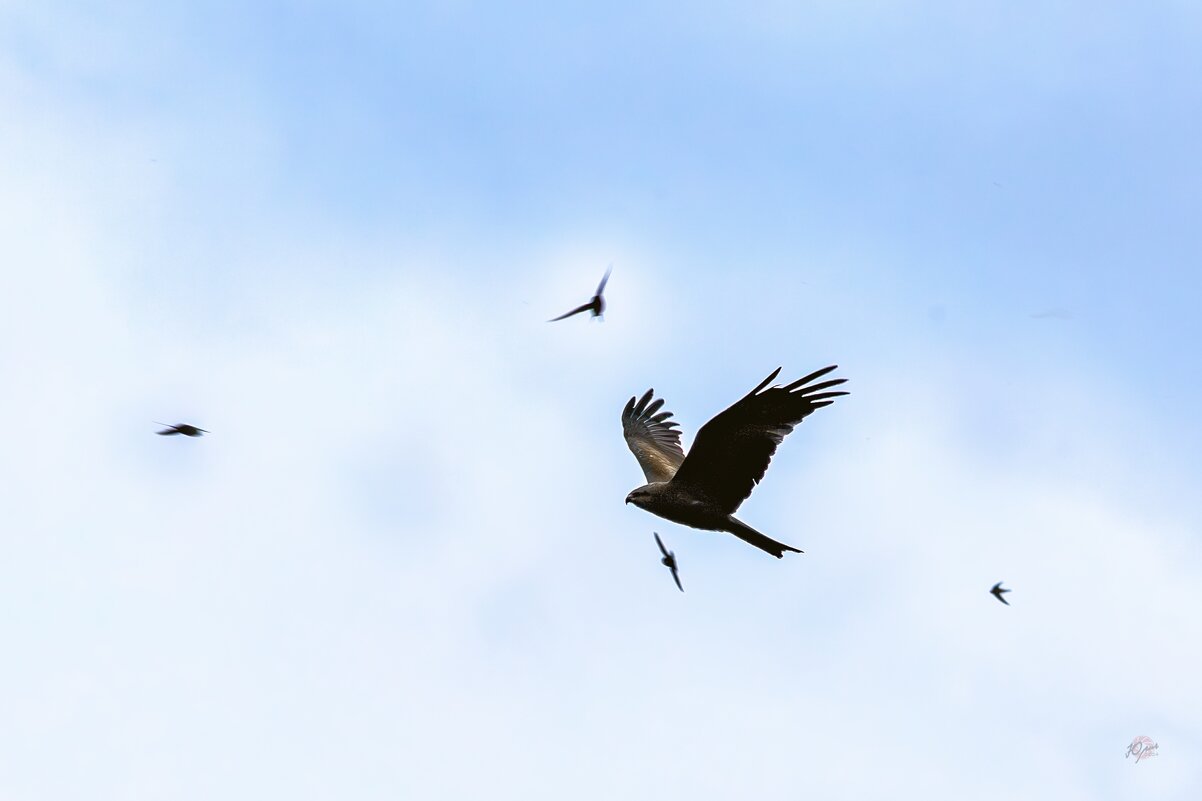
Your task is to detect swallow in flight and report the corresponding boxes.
[654,532,683,592]
[155,423,208,437]
[548,265,611,322]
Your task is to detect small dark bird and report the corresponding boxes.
[548,265,611,322]
[654,532,683,592]
[990,582,1011,605]
[155,423,208,437]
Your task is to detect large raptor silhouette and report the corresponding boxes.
[622,366,847,558]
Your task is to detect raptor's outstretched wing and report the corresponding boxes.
[622,389,686,483]
[669,365,847,513]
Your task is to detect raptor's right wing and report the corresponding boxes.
[622,389,686,484]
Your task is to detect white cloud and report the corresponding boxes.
[1,6,1199,800]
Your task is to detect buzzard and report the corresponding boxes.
[622,366,847,558]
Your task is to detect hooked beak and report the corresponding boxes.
[625,492,634,505]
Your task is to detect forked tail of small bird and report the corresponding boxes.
[721,517,802,558]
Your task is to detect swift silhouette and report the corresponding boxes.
[548,265,611,322]
[623,366,848,557]
[654,532,683,592]
[155,423,208,437]
[990,582,1011,605]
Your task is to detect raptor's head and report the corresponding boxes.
[624,484,661,510]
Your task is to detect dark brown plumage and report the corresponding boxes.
[623,366,848,557]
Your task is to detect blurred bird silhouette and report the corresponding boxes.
[623,365,848,557]
[548,265,611,322]
[155,423,208,437]
[990,582,1011,605]
[654,532,683,592]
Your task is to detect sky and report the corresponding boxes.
[1,1,1201,798]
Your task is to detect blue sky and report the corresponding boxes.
[1,2,1200,799]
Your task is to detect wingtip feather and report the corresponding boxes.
[784,364,840,390]
[633,388,655,415]
[749,367,782,396]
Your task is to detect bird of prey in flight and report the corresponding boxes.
[990,582,1011,605]
[155,423,208,437]
[654,532,683,592]
[548,265,611,322]
[623,366,848,558]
